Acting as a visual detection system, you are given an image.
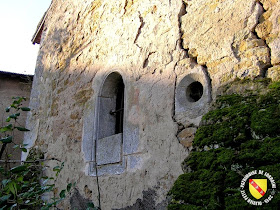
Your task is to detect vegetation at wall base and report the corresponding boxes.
[168,79,280,209]
[0,97,75,210]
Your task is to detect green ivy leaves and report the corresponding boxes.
[0,124,13,133]
[0,136,12,143]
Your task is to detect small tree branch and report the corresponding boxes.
[0,158,61,164]
[0,143,7,160]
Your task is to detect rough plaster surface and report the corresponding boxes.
[0,74,32,163]
[25,0,280,209]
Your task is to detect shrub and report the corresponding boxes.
[168,80,280,209]
[0,97,75,210]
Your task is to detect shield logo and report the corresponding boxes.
[249,179,267,199]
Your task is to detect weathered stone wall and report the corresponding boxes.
[0,72,32,163]
[180,0,280,94]
[25,0,280,209]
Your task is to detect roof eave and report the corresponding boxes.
[31,0,53,45]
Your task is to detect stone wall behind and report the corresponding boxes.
[26,0,280,209]
[0,72,32,164]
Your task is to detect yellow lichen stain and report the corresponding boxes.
[255,20,272,39]
[268,65,280,71]
[57,79,69,94]
[266,33,279,44]
[267,65,280,81]
[277,15,280,25]
[74,87,93,106]
[239,39,265,52]
[64,78,69,86]
[92,11,101,22]
[152,5,157,14]
[234,60,253,71]
[57,87,65,95]
[243,48,269,59]
[57,61,67,71]
[52,80,56,91]
[143,5,158,17]
[259,10,272,23]
[111,5,121,14]
[51,97,59,117]
[220,72,234,84]
[70,112,80,120]
[206,57,233,75]
[259,0,277,11]
[206,57,232,69]
[123,0,139,16]
[125,0,134,11]
[208,0,226,12]
[209,3,218,11]
[177,58,191,69]
[90,0,102,12]
[238,41,248,52]
[189,48,198,58]
[56,53,67,71]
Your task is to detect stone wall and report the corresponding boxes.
[26,0,280,209]
[0,72,32,163]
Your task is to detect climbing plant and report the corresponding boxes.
[168,79,280,209]
[0,97,75,209]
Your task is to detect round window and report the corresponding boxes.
[186,81,203,102]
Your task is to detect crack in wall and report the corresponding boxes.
[171,0,276,147]
[231,39,242,62]
[250,1,272,77]
[172,64,178,123]
[135,43,142,50]
[123,0,128,15]
[143,52,156,68]
[171,0,188,125]
[244,0,259,28]
[254,4,273,76]
[175,1,200,65]
[134,12,145,45]
[229,1,273,79]
[171,1,215,150]
[177,1,187,52]
[172,0,209,140]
